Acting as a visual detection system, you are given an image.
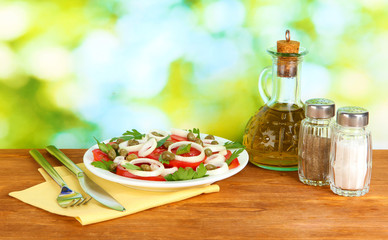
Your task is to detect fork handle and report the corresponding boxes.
[45,145,83,176]
[29,149,67,188]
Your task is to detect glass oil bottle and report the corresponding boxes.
[243,30,308,171]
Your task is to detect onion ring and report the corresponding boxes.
[219,150,228,155]
[119,138,146,152]
[147,129,169,141]
[161,167,178,177]
[203,144,227,155]
[113,156,126,165]
[171,128,189,138]
[168,141,205,163]
[204,162,229,176]
[138,138,157,157]
[202,139,214,144]
[205,153,226,166]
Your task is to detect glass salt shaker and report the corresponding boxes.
[298,98,335,186]
[329,106,372,197]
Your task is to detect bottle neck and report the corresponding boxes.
[267,57,303,108]
[273,76,301,103]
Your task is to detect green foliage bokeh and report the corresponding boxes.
[0,0,387,148]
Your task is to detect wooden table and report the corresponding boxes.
[2,150,388,239]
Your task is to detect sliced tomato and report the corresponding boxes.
[170,147,200,156]
[165,147,206,169]
[170,134,188,142]
[116,165,166,181]
[92,149,110,162]
[146,147,166,160]
[228,158,240,169]
[224,150,240,169]
[224,150,232,159]
[127,147,166,160]
[165,159,204,169]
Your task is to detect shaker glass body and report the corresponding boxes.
[298,117,332,186]
[329,124,372,197]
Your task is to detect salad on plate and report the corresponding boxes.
[90,128,246,182]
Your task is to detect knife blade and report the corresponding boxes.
[45,145,125,212]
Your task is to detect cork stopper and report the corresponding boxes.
[276,30,300,77]
[277,30,300,53]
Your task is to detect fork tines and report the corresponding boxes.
[75,197,93,206]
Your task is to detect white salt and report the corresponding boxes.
[332,138,368,190]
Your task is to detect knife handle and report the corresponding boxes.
[30,149,67,188]
[46,145,83,176]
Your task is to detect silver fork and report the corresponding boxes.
[29,149,92,207]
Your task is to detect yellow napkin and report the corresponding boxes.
[9,163,220,225]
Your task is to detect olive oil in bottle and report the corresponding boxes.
[244,103,305,170]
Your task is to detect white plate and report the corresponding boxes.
[83,134,249,191]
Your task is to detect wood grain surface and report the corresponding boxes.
[1,149,388,239]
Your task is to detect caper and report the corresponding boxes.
[107,149,117,160]
[204,148,212,157]
[127,139,139,146]
[109,163,118,172]
[194,138,203,146]
[163,141,173,149]
[206,164,217,170]
[211,140,219,145]
[119,149,128,157]
[110,142,119,150]
[205,135,215,140]
[161,151,175,161]
[116,138,125,144]
[187,132,196,141]
[126,153,138,161]
[152,131,164,137]
[140,164,151,171]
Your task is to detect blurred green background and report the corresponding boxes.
[0,0,387,149]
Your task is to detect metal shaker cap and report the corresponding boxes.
[337,106,369,127]
[305,98,335,119]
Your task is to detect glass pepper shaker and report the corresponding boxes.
[298,98,335,186]
[329,106,372,197]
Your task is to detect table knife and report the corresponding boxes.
[45,145,125,212]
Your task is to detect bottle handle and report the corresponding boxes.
[258,66,272,104]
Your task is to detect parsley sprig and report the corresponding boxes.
[91,160,115,171]
[122,162,141,170]
[94,137,114,154]
[110,129,145,142]
[156,135,170,148]
[188,128,201,138]
[176,144,191,155]
[164,163,207,181]
[225,148,244,166]
[224,141,245,150]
